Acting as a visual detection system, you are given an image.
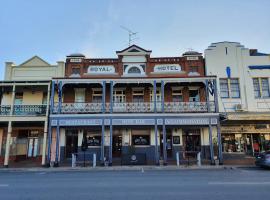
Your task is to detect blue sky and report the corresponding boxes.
[0,0,270,78]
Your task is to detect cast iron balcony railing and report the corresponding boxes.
[0,105,11,115]
[13,105,47,116]
[53,101,215,114]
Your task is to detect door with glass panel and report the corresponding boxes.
[113,89,126,112]
[74,88,85,111]
[150,88,161,112]
[27,138,39,158]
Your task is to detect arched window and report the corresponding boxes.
[128,66,141,74]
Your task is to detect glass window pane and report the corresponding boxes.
[230,78,240,98]
[253,78,261,98]
[261,78,270,97]
[220,79,229,98]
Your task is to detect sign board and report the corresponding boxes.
[153,64,181,73]
[186,56,199,60]
[51,117,218,126]
[87,65,115,74]
[70,58,82,63]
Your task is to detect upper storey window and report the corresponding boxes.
[128,66,141,74]
[220,78,240,98]
[123,64,146,77]
[253,78,270,98]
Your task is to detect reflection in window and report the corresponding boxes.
[132,135,150,145]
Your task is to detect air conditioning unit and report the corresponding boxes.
[235,104,244,111]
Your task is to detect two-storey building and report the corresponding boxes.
[0,56,64,167]
[205,41,270,163]
[48,45,222,166]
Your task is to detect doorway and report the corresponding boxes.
[160,130,172,158]
[183,129,201,158]
[27,138,39,158]
[65,130,78,158]
[112,135,122,157]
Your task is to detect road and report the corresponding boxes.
[0,168,269,200]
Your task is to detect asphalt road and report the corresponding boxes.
[0,168,270,200]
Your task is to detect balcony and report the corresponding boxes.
[53,101,215,114]
[13,105,47,116]
[0,105,47,116]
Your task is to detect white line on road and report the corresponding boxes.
[0,184,9,187]
[209,182,270,185]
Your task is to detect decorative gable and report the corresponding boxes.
[116,45,152,56]
[19,56,50,67]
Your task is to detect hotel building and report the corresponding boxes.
[48,45,222,166]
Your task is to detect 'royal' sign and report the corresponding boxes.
[87,65,115,74]
[153,64,181,73]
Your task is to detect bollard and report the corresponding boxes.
[197,152,201,167]
[93,153,96,168]
[72,154,76,168]
[176,152,180,166]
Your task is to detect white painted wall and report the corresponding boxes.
[5,57,65,81]
[205,42,270,112]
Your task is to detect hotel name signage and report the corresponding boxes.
[51,117,218,126]
[87,65,115,74]
[153,64,181,73]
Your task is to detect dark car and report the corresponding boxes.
[255,151,270,168]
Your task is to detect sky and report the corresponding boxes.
[0,0,270,78]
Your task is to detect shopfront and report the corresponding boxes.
[221,125,270,156]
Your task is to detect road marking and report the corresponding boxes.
[209,182,270,185]
[0,184,9,187]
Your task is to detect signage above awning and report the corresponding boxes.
[86,65,116,74]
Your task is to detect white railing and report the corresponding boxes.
[53,101,215,114]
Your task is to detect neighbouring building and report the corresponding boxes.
[205,41,270,164]
[0,56,64,167]
[48,45,222,166]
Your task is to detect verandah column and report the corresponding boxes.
[4,121,12,167]
[161,80,167,165]
[55,81,62,167]
[205,79,215,165]
[4,84,15,167]
[213,79,223,164]
[47,81,55,165]
[100,81,106,165]
[109,81,113,166]
[42,83,51,166]
[153,80,159,165]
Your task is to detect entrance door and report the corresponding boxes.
[66,131,78,158]
[112,135,122,157]
[27,138,39,157]
[160,130,172,158]
[183,130,201,158]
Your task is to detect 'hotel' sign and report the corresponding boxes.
[153,64,181,73]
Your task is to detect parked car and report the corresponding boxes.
[255,151,270,168]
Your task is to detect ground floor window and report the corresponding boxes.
[132,135,150,146]
[222,133,270,155]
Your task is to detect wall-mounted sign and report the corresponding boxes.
[87,65,115,74]
[51,117,218,126]
[70,58,82,63]
[186,56,199,61]
[153,64,181,73]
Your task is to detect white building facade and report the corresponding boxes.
[205,42,270,162]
